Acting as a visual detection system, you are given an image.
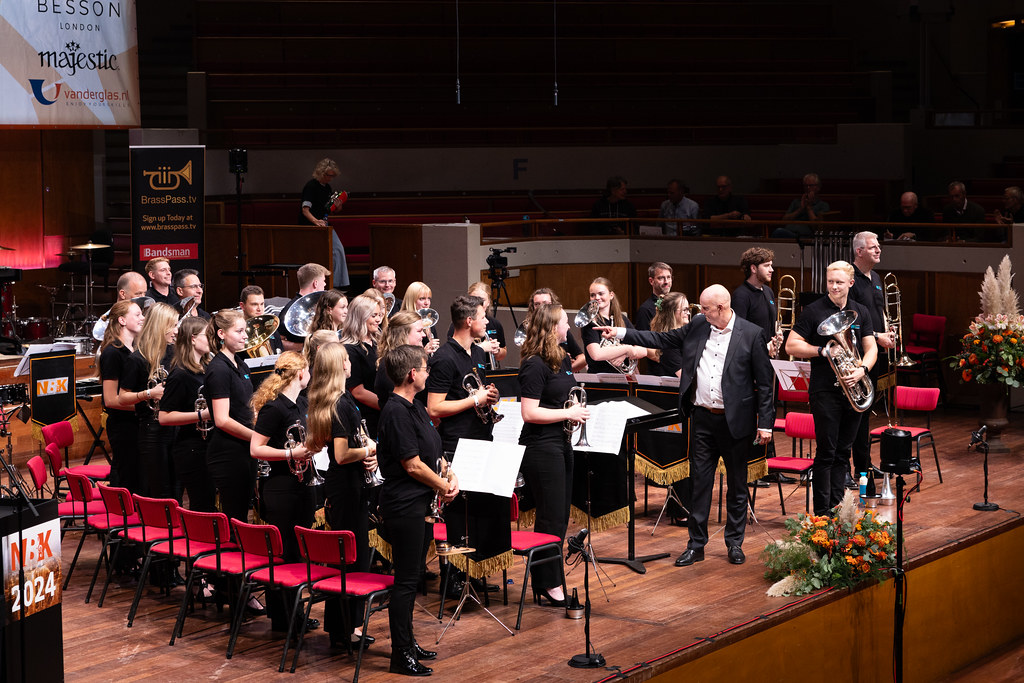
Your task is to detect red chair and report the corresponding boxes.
[503,494,567,630]
[870,386,943,484]
[87,485,142,606]
[754,411,815,515]
[900,314,947,393]
[60,470,109,590]
[169,509,243,646]
[227,520,337,662]
[41,420,111,486]
[290,527,394,678]
[125,495,186,627]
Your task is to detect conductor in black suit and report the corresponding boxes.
[596,284,774,566]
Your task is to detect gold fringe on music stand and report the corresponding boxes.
[29,415,80,445]
[634,457,689,485]
[570,504,629,533]
[312,506,328,530]
[369,529,392,563]
[747,458,768,482]
[447,549,514,580]
[517,508,536,529]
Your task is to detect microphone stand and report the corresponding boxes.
[892,473,906,683]
[968,426,998,512]
[566,530,604,669]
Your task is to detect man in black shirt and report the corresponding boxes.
[635,262,673,332]
[732,247,783,358]
[173,269,211,321]
[786,261,877,515]
[888,191,936,241]
[276,263,329,352]
[144,257,179,307]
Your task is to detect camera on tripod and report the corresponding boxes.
[486,247,516,284]
[878,426,921,475]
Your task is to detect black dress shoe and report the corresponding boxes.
[669,516,688,527]
[753,478,771,488]
[470,577,499,593]
[675,548,704,566]
[413,641,437,660]
[775,473,797,483]
[390,647,433,676]
[351,632,375,646]
[844,472,857,489]
[535,588,566,607]
[727,546,746,565]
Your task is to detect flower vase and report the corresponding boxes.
[978,383,1010,454]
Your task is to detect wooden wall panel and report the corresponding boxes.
[370,224,423,288]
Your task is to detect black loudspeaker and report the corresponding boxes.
[879,427,919,475]
[228,148,248,174]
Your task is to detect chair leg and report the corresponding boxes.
[97,537,125,607]
[502,569,508,606]
[515,552,532,630]
[85,533,112,603]
[127,551,155,627]
[776,478,786,516]
[226,580,253,658]
[170,566,199,645]
[283,588,312,673]
[352,592,381,683]
[64,527,93,590]
[921,435,942,484]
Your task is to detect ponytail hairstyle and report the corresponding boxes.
[207,309,245,352]
[250,351,307,418]
[310,289,344,333]
[377,309,422,368]
[304,342,350,453]
[590,276,625,327]
[650,292,689,363]
[134,302,178,380]
[100,299,138,353]
[171,316,212,373]
[520,304,566,370]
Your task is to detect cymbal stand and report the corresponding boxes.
[435,492,514,644]
[0,281,21,341]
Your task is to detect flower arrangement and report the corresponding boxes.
[949,255,1024,387]
[761,491,897,596]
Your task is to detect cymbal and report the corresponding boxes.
[0,245,14,251]
[70,241,111,250]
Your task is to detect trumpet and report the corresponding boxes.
[817,310,874,412]
[775,274,797,360]
[563,383,591,447]
[574,301,637,375]
[194,384,213,440]
[417,307,441,353]
[147,366,168,411]
[284,421,325,486]
[462,369,504,424]
[353,418,384,487]
[425,460,452,532]
[883,273,915,368]
[382,291,396,317]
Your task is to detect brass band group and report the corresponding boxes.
[92,219,901,675]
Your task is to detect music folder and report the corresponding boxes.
[450,438,525,498]
[771,359,811,392]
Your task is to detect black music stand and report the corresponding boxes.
[591,396,674,574]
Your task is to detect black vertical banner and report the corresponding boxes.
[30,350,76,427]
[130,146,205,281]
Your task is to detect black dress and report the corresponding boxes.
[122,348,175,499]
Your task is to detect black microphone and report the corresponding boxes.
[565,527,589,562]
[969,424,987,449]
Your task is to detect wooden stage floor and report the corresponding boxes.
[55,406,1023,682]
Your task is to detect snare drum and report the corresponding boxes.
[54,336,94,356]
[18,317,51,341]
[0,383,29,405]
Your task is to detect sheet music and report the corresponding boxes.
[490,398,524,445]
[244,354,280,370]
[312,446,330,472]
[771,359,812,391]
[451,438,525,497]
[572,400,651,453]
[15,343,75,376]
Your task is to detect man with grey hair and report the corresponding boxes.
[994,186,1024,226]
[887,191,934,241]
[115,271,148,302]
[372,266,397,295]
[773,173,830,238]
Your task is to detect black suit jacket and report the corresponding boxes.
[623,314,774,440]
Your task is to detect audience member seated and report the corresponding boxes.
[942,180,990,242]
[658,179,699,236]
[887,191,936,241]
[994,186,1024,225]
[590,175,636,235]
[772,173,829,239]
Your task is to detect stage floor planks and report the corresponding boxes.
[54,406,1023,682]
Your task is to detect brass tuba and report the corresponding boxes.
[574,301,638,374]
[816,310,874,412]
[243,314,280,357]
[462,369,504,424]
[563,383,591,447]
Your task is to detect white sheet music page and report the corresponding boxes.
[490,398,524,445]
[451,438,525,498]
[770,359,811,392]
[572,400,651,453]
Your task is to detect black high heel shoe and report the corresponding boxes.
[390,646,432,676]
[534,587,566,607]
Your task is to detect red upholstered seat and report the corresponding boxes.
[310,572,394,597]
[869,386,942,485]
[126,495,187,628]
[511,530,561,551]
[766,456,814,473]
[41,421,111,491]
[249,562,337,586]
[504,494,567,631]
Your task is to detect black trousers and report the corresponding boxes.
[519,437,572,591]
[172,436,216,512]
[139,417,176,500]
[259,473,314,630]
[852,356,887,474]
[384,513,431,651]
[687,407,750,550]
[810,391,861,514]
[323,485,370,638]
[107,419,140,493]
[207,435,255,526]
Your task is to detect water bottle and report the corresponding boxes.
[858,471,868,502]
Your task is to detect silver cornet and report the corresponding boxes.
[574,301,638,374]
[353,418,384,487]
[147,366,169,411]
[462,369,504,424]
[284,421,325,486]
[194,384,213,440]
[425,460,451,530]
[563,383,591,447]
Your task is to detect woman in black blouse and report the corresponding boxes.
[373,309,427,413]
[204,310,255,526]
[305,342,379,648]
[518,304,589,607]
[119,302,177,498]
[378,345,458,676]
[340,294,383,436]
[578,277,647,374]
[159,316,215,512]
[98,299,145,491]
[647,292,691,377]
[251,351,315,632]
[308,289,348,336]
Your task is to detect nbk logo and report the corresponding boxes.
[29,79,61,105]
[36,378,69,397]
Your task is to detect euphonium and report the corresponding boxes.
[776,274,797,360]
[883,272,915,368]
[574,301,637,374]
[147,366,168,411]
[284,421,325,486]
[243,314,280,357]
[816,310,874,412]
[353,418,384,487]
[462,369,504,424]
[563,383,591,447]
[194,384,213,440]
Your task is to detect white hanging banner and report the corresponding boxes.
[0,0,140,126]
